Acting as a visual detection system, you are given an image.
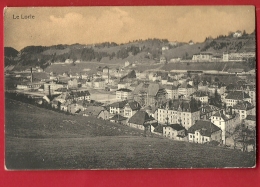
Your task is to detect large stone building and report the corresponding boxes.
[157,99,200,130]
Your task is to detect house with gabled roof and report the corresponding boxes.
[163,85,178,100]
[71,90,91,101]
[133,82,167,106]
[178,82,195,97]
[109,100,128,115]
[128,110,158,133]
[232,101,255,121]
[110,114,127,124]
[163,124,187,141]
[80,106,110,120]
[191,91,209,104]
[123,100,141,118]
[210,110,240,144]
[188,120,222,144]
[224,91,251,107]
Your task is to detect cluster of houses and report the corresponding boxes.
[9,61,256,149]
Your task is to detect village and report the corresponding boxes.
[5,40,256,152]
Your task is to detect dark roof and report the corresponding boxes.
[109,100,128,109]
[159,100,200,113]
[200,105,213,115]
[83,106,105,117]
[128,110,155,126]
[126,101,141,111]
[163,85,178,90]
[245,115,256,121]
[191,91,208,97]
[71,90,90,97]
[164,124,186,131]
[179,82,193,89]
[225,91,250,100]
[133,83,166,97]
[188,120,221,137]
[117,88,132,92]
[233,101,254,111]
[212,111,229,121]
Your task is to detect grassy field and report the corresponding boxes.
[5,99,255,169]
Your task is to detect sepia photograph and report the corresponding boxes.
[4,6,256,170]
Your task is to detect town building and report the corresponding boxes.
[157,100,200,130]
[133,83,167,107]
[163,124,187,141]
[163,85,179,100]
[232,101,255,121]
[123,101,141,118]
[187,120,222,144]
[191,91,209,103]
[116,88,133,101]
[210,110,240,144]
[109,100,128,115]
[81,106,110,120]
[224,91,251,107]
[128,110,158,132]
[192,53,213,62]
[178,82,195,97]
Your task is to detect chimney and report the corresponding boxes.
[48,85,51,96]
[30,67,33,83]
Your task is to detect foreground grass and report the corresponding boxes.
[5,99,255,169]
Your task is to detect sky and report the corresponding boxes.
[4,6,255,50]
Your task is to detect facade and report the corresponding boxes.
[178,82,195,97]
[210,110,240,144]
[232,101,255,121]
[133,83,167,107]
[71,90,91,101]
[93,78,106,89]
[116,88,133,101]
[188,120,222,144]
[164,85,179,100]
[123,101,141,118]
[191,91,209,104]
[200,105,218,120]
[192,53,213,61]
[163,124,187,141]
[81,106,110,120]
[157,100,200,130]
[128,110,158,132]
[224,91,251,107]
[109,100,128,115]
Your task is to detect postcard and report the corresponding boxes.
[4,6,256,170]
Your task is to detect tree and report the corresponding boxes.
[230,123,256,152]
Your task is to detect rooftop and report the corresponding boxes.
[188,120,221,137]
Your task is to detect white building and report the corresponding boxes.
[116,88,133,101]
[210,110,240,144]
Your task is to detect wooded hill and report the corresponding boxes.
[4,30,255,70]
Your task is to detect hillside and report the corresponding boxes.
[4,31,256,70]
[5,99,255,169]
